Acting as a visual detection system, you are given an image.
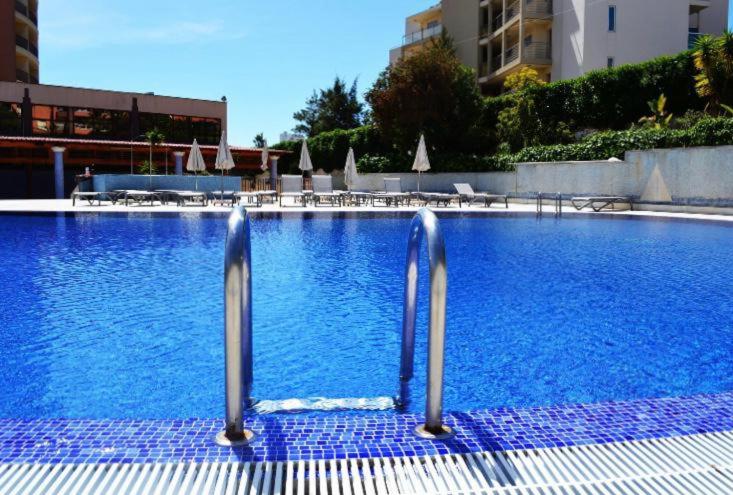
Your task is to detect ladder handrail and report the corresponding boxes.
[217,206,255,446]
[398,208,453,439]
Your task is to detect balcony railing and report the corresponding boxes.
[14,1,37,25]
[492,12,504,31]
[525,0,552,17]
[505,1,520,22]
[15,35,37,57]
[402,24,442,46]
[16,68,29,83]
[505,43,520,64]
[524,41,551,60]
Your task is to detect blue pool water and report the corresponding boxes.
[0,212,732,420]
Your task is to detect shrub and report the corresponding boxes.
[483,50,702,138]
[511,117,733,163]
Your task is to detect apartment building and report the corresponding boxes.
[0,0,39,84]
[391,0,729,93]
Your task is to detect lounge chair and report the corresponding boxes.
[279,175,306,207]
[71,191,104,206]
[175,191,208,207]
[571,196,632,212]
[416,192,462,208]
[119,190,162,206]
[311,176,342,207]
[372,178,410,207]
[234,191,263,207]
[453,183,508,208]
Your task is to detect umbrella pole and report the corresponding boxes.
[418,171,421,193]
[221,170,224,201]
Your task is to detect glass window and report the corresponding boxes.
[608,5,616,32]
[32,105,52,135]
[0,102,22,136]
[191,117,221,145]
[73,108,95,137]
[607,57,615,68]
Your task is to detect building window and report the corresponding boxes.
[607,57,615,68]
[608,5,616,32]
[0,103,22,136]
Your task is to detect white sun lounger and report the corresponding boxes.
[279,175,306,207]
[311,176,341,207]
[372,178,410,206]
[571,196,632,212]
[453,183,508,208]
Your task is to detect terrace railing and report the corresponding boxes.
[402,24,442,46]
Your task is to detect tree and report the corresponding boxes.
[293,77,363,136]
[365,36,483,152]
[253,133,266,148]
[638,94,674,129]
[143,128,165,175]
[693,31,733,113]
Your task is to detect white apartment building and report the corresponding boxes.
[390,0,729,93]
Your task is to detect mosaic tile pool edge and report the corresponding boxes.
[2,391,732,464]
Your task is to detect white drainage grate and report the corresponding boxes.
[3,430,733,494]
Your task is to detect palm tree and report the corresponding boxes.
[693,31,733,113]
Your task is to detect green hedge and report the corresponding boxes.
[483,50,702,137]
[512,117,733,163]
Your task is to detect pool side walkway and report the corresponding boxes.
[0,198,732,224]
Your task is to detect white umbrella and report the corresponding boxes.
[298,139,313,174]
[412,134,431,192]
[344,147,358,191]
[260,140,269,171]
[186,138,206,190]
[214,132,235,196]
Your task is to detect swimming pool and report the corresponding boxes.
[0,212,732,420]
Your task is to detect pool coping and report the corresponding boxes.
[2,391,733,464]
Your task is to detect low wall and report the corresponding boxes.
[352,146,733,208]
[349,172,516,194]
[92,174,242,193]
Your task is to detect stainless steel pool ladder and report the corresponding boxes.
[216,206,255,446]
[397,208,453,439]
[536,192,562,216]
[216,206,452,445]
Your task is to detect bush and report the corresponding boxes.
[511,117,733,163]
[483,50,702,139]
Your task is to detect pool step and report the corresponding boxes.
[3,430,733,494]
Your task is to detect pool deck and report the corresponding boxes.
[2,198,733,493]
[0,198,732,224]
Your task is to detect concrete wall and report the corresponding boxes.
[351,146,733,209]
[92,174,242,194]
[442,0,480,70]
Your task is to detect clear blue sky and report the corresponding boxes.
[40,0,733,147]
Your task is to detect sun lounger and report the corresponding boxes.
[210,190,237,206]
[415,192,462,208]
[234,191,263,207]
[571,196,632,212]
[279,175,306,207]
[71,191,104,206]
[119,190,162,206]
[453,183,508,208]
[256,190,278,204]
[311,176,342,207]
[372,178,410,207]
[175,191,208,207]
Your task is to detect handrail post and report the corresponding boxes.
[397,208,454,440]
[216,206,255,446]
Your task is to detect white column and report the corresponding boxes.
[269,157,279,190]
[51,147,65,199]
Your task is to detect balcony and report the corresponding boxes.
[14,1,37,25]
[484,41,551,78]
[402,23,442,46]
[16,68,29,83]
[525,0,552,18]
[15,34,38,57]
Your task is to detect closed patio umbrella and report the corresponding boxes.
[298,139,313,174]
[186,138,206,190]
[344,147,358,191]
[412,134,431,192]
[214,132,235,197]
